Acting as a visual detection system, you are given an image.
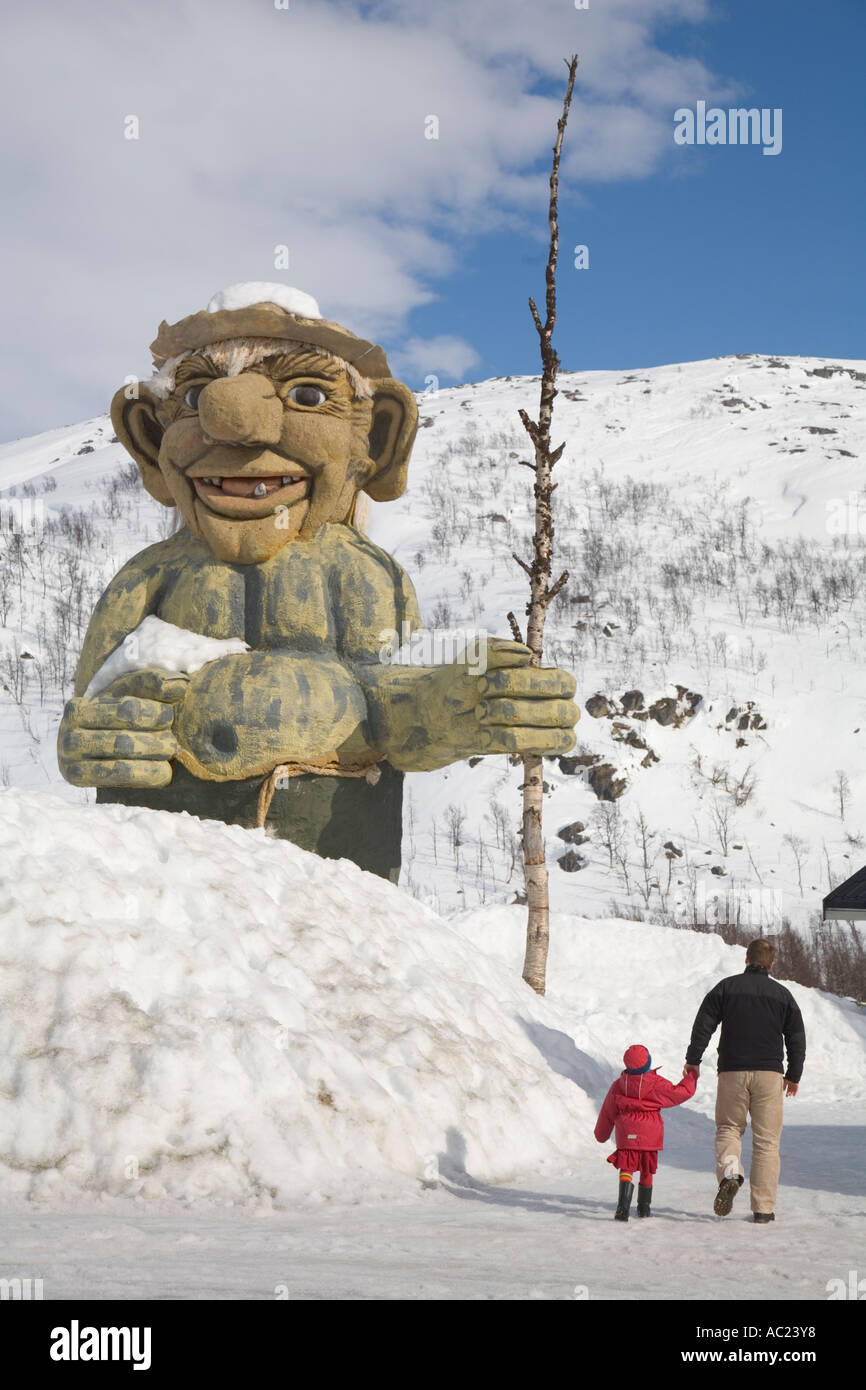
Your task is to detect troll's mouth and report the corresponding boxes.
[191,472,310,518]
[194,473,308,498]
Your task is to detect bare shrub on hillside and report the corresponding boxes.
[662,914,866,1004]
[783,832,810,897]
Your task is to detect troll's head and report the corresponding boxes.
[111,284,417,564]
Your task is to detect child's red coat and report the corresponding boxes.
[594,1068,696,1151]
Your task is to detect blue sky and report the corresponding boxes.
[0,0,862,439]
[416,0,866,378]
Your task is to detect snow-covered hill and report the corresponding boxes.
[1,354,865,931]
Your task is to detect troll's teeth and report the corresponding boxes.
[253,482,268,498]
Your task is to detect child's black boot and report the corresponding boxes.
[615,1176,634,1221]
[637,1184,653,1217]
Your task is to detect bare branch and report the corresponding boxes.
[506,611,524,643]
[546,569,570,604]
[518,409,542,449]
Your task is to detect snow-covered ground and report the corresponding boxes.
[0,788,863,1299]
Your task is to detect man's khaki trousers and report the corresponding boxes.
[715,1070,785,1213]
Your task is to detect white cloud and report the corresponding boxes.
[0,0,733,439]
[391,335,482,383]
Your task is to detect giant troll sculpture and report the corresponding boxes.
[58,284,579,880]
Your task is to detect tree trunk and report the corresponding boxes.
[515,56,579,996]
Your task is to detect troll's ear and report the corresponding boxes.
[363,378,418,502]
[110,384,174,507]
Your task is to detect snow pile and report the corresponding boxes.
[206,283,322,319]
[0,789,597,1208]
[84,617,249,697]
[1,788,863,1211]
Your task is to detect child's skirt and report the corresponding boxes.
[607,1148,659,1184]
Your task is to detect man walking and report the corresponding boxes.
[684,938,806,1223]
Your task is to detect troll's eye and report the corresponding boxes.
[184,385,205,409]
[288,385,327,408]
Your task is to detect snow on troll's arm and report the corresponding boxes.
[84,616,249,697]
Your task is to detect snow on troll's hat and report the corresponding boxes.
[149,282,392,379]
[623,1044,653,1074]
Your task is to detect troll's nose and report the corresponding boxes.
[197,373,283,446]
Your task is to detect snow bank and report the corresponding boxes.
[0,790,596,1208]
[1,789,862,1210]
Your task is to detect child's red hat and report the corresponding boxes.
[623,1044,652,1073]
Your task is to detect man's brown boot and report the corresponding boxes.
[713,1175,743,1216]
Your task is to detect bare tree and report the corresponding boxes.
[634,810,658,908]
[710,794,732,856]
[445,803,466,868]
[507,55,578,996]
[783,833,809,898]
[485,798,511,852]
[594,800,624,871]
[833,769,850,820]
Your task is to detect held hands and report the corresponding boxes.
[678,1064,798,1097]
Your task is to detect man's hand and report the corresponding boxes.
[683,1063,700,1079]
[369,639,579,773]
[784,1079,799,1097]
[58,667,187,789]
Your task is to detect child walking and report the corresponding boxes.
[594,1043,697,1220]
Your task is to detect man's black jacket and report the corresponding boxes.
[686,965,806,1082]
